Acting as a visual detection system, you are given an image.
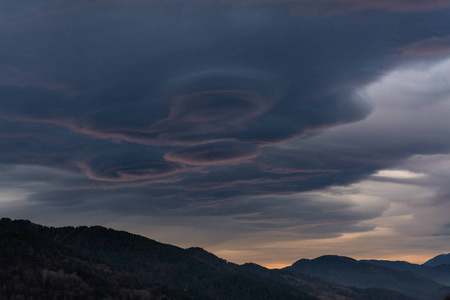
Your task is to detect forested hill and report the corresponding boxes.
[0,217,202,300]
[286,255,450,300]
[2,218,448,300]
[0,218,315,300]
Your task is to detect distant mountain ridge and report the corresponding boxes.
[1,218,450,300]
[425,253,450,267]
[361,259,429,274]
[285,255,450,300]
[362,257,450,286]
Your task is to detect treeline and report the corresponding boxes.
[0,218,198,300]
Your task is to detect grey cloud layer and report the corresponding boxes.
[1,1,450,243]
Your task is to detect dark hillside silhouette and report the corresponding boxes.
[0,218,200,299]
[425,254,450,267]
[286,255,450,300]
[1,218,315,300]
[363,259,450,286]
[2,218,449,300]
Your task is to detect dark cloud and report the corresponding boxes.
[3,2,448,156]
[1,1,450,264]
[81,153,183,182]
[0,3,448,172]
[63,0,450,14]
[164,141,260,165]
[287,0,450,14]
[0,2,406,149]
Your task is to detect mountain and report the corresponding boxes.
[362,259,450,286]
[425,253,450,267]
[361,259,430,274]
[242,263,415,300]
[1,218,445,300]
[2,218,316,300]
[0,217,199,299]
[286,255,450,300]
[426,264,450,286]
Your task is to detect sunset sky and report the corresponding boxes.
[2,0,450,268]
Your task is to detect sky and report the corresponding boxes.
[1,0,450,268]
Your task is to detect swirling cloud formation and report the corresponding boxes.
[2,0,450,265]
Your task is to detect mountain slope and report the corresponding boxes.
[11,219,316,300]
[425,253,450,267]
[426,264,450,286]
[241,263,415,300]
[0,218,197,299]
[286,255,450,300]
[361,259,430,275]
[363,259,450,286]
[2,218,444,300]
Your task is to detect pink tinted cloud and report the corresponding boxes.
[400,36,450,57]
[78,160,183,182]
[164,141,261,165]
